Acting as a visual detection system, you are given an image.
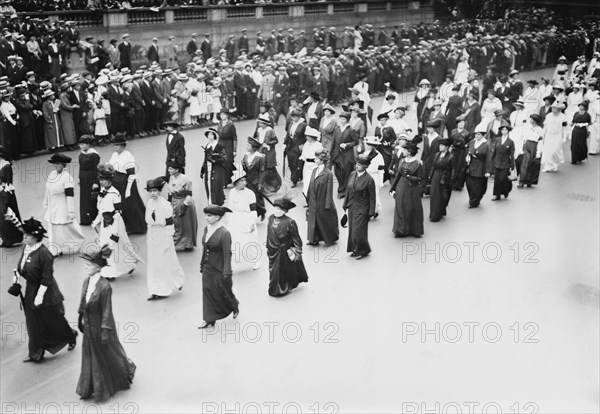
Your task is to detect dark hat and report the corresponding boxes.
[163,120,181,128]
[322,103,335,114]
[486,89,497,96]
[578,100,589,110]
[310,91,320,101]
[499,122,512,131]
[339,111,351,120]
[402,141,419,153]
[385,94,396,101]
[219,108,231,116]
[97,163,115,181]
[377,111,390,121]
[166,159,184,170]
[356,156,371,166]
[427,119,442,128]
[203,204,232,216]
[291,108,303,117]
[48,153,72,164]
[527,79,539,85]
[205,127,219,138]
[21,217,47,239]
[145,177,166,191]
[112,133,127,145]
[247,137,262,148]
[273,198,296,211]
[529,113,543,126]
[259,100,271,110]
[494,109,505,117]
[439,138,452,146]
[543,95,556,103]
[340,213,348,228]
[78,135,94,144]
[80,249,109,268]
[315,149,330,161]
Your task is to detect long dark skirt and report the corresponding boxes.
[378,146,393,183]
[466,175,488,207]
[333,161,354,197]
[79,169,98,225]
[247,178,266,218]
[19,123,37,154]
[519,141,541,185]
[307,206,339,245]
[0,189,23,246]
[571,127,588,163]
[268,247,308,297]
[393,180,424,236]
[429,172,452,222]
[260,167,282,195]
[346,208,371,255]
[171,196,198,251]
[76,325,136,402]
[220,140,235,184]
[493,168,512,197]
[23,302,76,360]
[202,269,239,322]
[452,148,468,190]
[112,172,147,234]
[287,147,303,184]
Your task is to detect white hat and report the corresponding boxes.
[304,126,320,139]
[419,79,430,86]
[95,75,108,86]
[257,113,271,124]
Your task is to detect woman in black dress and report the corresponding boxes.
[11,217,77,362]
[450,119,470,191]
[390,142,424,238]
[466,127,493,208]
[491,124,515,201]
[201,128,228,206]
[242,137,266,221]
[14,87,37,155]
[76,249,136,402]
[570,101,591,164]
[267,198,308,297]
[198,205,239,329]
[428,138,456,222]
[217,109,238,185]
[1,145,23,247]
[254,113,281,194]
[78,135,100,225]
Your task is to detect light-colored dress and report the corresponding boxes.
[541,112,568,172]
[225,187,259,273]
[565,91,583,123]
[586,90,600,154]
[300,140,323,196]
[523,86,541,115]
[43,170,85,255]
[509,109,529,159]
[93,108,108,136]
[366,150,385,213]
[145,197,185,296]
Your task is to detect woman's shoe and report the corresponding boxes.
[68,331,78,351]
[147,294,160,301]
[252,262,260,270]
[491,196,500,201]
[198,321,215,329]
[233,309,239,319]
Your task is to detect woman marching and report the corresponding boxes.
[363,136,385,218]
[267,198,309,296]
[541,101,569,173]
[570,101,591,165]
[92,164,143,280]
[428,138,456,222]
[300,127,324,198]
[198,205,239,329]
[216,109,238,186]
[450,118,470,191]
[491,124,516,201]
[242,137,267,221]
[390,141,424,238]
[254,113,281,194]
[76,249,136,402]
[465,126,493,208]
[78,136,100,226]
[201,128,228,206]
[9,217,78,362]
[167,160,198,251]
[44,153,85,256]
[306,150,339,247]
[108,134,147,234]
[518,114,544,189]
[226,169,261,272]
[145,177,185,301]
[0,145,23,247]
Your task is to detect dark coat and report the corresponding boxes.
[491,136,515,170]
[467,139,493,177]
[118,41,132,69]
[166,131,185,166]
[306,167,339,245]
[201,143,228,206]
[17,244,64,309]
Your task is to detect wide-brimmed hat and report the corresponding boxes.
[304,126,320,139]
[203,205,232,216]
[439,138,452,146]
[529,113,543,126]
[339,111,351,120]
[145,177,166,191]
[80,249,108,268]
[309,91,321,101]
[402,141,419,152]
[494,109,505,117]
[509,69,519,76]
[112,133,127,145]
[356,156,371,166]
[427,119,442,128]
[273,198,296,211]
[543,95,556,103]
[204,127,219,139]
[551,101,565,110]
[163,120,181,128]
[166,159,184,171]
[377,111,390,121]
[419,78,430,86]
[364,136,382,146]
[97,163,115,181]
[21,217,47,239]
[78,135,94,144]
[48,153,71,164]
[219,109,231,117]
[41,89,55,99]
[322,103,335,114]
[513,99,524,107]
[247,137,262,148]
[315,149,330,162]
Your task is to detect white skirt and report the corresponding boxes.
[147,225,185,296]
[47,221,85,255]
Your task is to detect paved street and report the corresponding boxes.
[1,67,599,413]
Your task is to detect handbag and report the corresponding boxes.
[8,282,22,297]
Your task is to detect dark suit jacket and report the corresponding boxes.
[147,44,159,63]
[284,120,306,150]
[107,84,123,114]
[467,139,493,177]
[140,80,154,107]
[187,39,198,56]
[491,137,515,170]
[17,244,64,309]
[152,79,166,108]
[343,171,376,216]
[200,39,211,60]
[201,226,233,277]
[118,41,132,69]
[166,131,186,165]
[331,125,357,164]
[273,74,289,99]
[78,276,116,332]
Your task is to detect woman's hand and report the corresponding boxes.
[34,292,44,307]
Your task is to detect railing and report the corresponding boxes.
[226,6,256,20]
[333,3,356,13]
[174,7,207,22]
[304,4,328,15]
[368,1,388,11]
[128,9,166,25]
[263,5,289,18]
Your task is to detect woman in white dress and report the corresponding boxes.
[226,169,260,272]
[565,84,584,122]
[300,127,323,197]
[91,164,143,280]
[479,90,503,129]
[553,56,569,88]
[197,73,211,124]
[44,153,85,256]
[145,177,185,301]
[167,160,198,251]
[541,102,569,172]
[585,82,600,155]
[523,80,541,115]
[210,77,223,123]
[454,55,470,86]
[509,99,529,177]
[187,73,201,126]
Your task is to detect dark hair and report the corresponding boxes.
[406,147,418,156]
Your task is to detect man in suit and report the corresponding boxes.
[131,74,146,137]
[118,33,132,69]
[233,61,247,119]
[273,65,290,126]
[187,33,198,57]
[69,79,84,138]
[284,109,306,186]
[331,111,357,198]
[224,35,235,64]
[152,70,167,132]
[342,156,376,260]
[255,31,265,56]
[276,28,286,54]
[309,66,328,104]
[164,121,186,175]
[140,72,155,134]
[237,29,249,59]
[147,37,160,65]
[108,39,120,68]
[200,33,211,61]
[266,30,277,57]
[107,77,124,136]
[286,29,296,55]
